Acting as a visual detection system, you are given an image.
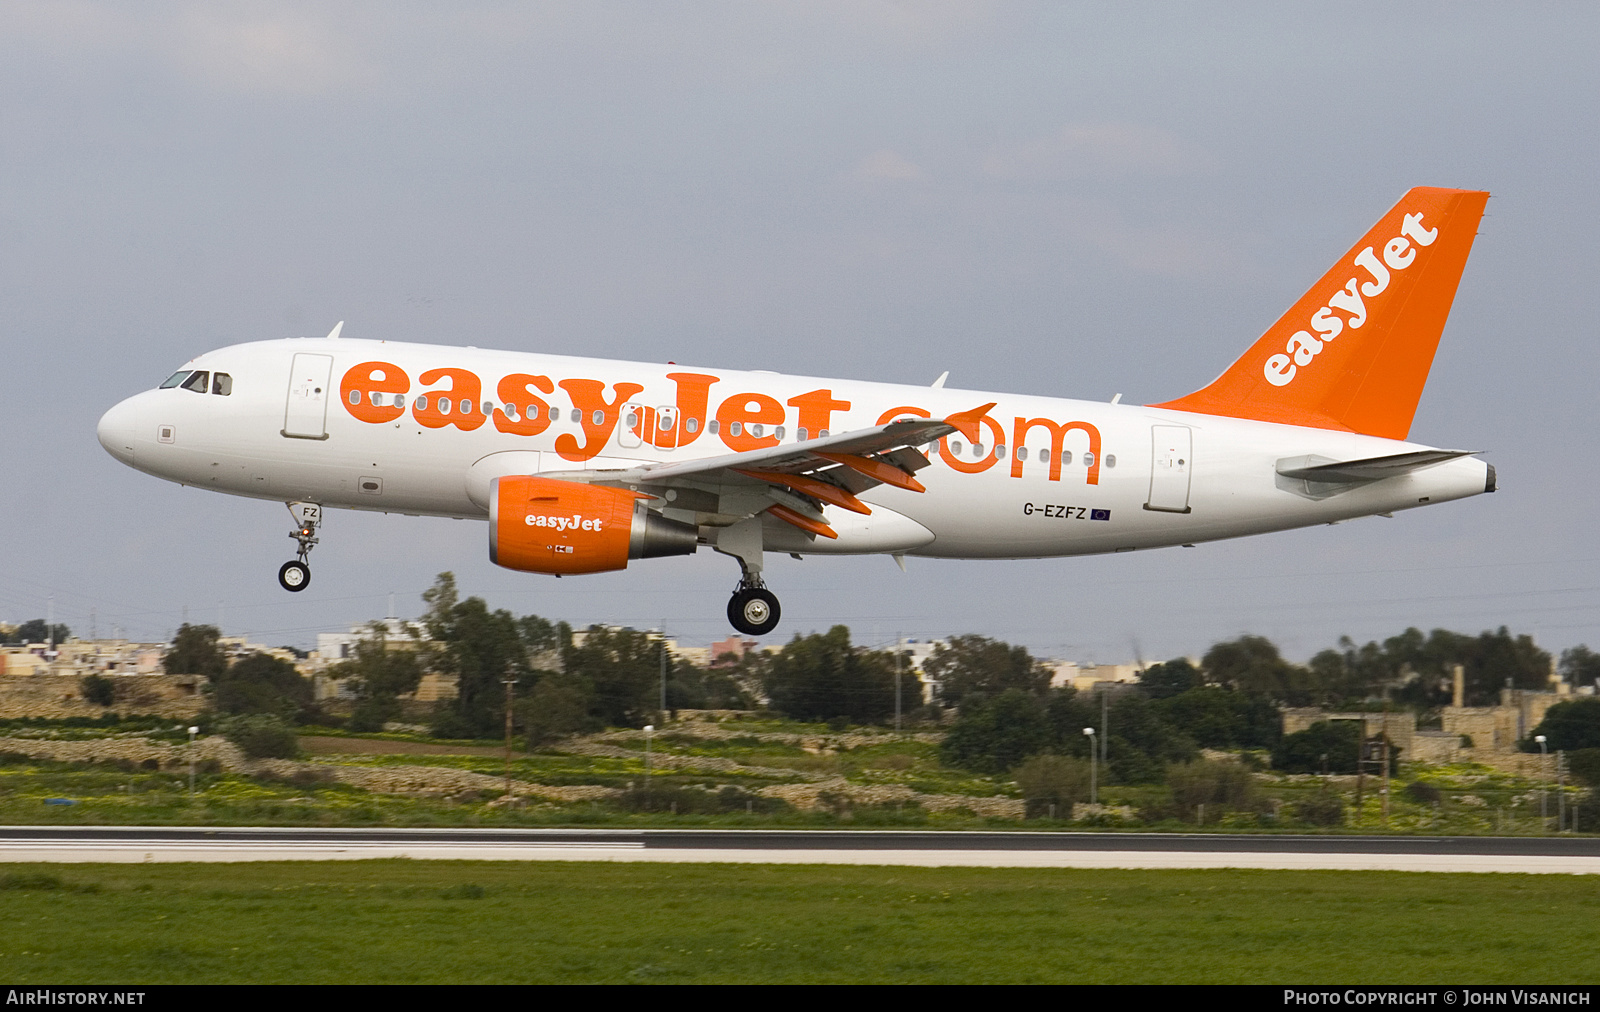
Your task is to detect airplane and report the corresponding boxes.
[98,186,1493,637]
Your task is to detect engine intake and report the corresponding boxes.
[489,475,697,575]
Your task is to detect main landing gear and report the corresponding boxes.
[728,578,780,637]
[278,502,321,593]
[715,517,781,636]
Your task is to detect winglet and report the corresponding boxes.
[1150,187,1488,440]
[943,402,997,443]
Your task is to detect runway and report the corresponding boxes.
[3,827,1599,872]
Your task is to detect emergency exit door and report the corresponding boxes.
[283,353,333,440]
[1145,424,1192,513]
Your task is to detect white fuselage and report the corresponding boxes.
[97,337,1492,561]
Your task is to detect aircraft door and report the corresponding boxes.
[283,353,334,440]
[618,403,645,449]
[655,405,678,451]
[1144,424,1193,514]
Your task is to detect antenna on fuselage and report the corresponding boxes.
[324,321,344,341]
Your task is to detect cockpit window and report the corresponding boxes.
[212,373,232,396]
[180,370,210,393]
[159,371,191,389]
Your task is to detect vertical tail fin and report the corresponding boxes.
[1151,187,1488,439]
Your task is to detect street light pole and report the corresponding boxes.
[643,724,654,780]
[1086,727,1099,805]
[187,725,199,796]
[501,675,517,799]
[659,620,667,720]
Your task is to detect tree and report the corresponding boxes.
[1522,697,1600,752]
[763,626,898,724]
[212,652,312,721]
[1098,694,1199,784]
[421,573,530,737]
[7,619,71,646]
[1138,658,1200,700]
[79,674,115,707]
[923,635,1049,707]
[1166,759,1262,822]
[219,714,298,759]
[1156,686,1281,749]
[1272,720,1361,774]
[328,622,426,732]
[164,623,228,678]
[1202,635,1310,702]
[1560,646,1600,693]
[1014,754,1091,817]
[518,673,598,747]
[564,625,662,728]
[940,689,1052,774]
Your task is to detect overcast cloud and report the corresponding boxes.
[3,2,1596,665]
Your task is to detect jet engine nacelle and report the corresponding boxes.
[489,475,698,575]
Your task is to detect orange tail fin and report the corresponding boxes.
[1150,187,1488,439]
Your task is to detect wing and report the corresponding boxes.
[538,403,995,540]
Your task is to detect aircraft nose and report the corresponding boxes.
[97,396,142,465]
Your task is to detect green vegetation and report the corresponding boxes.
[0,861,1594,983]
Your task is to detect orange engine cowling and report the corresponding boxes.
[489,475,698,575]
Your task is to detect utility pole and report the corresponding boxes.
[659,620,668,721]
[1380,699,1391,828]
[894,633,902,735]
[1100,688,1109,769]
[1558,750,1567,832]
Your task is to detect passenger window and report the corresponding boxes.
[950,440,963,455]
[775,426,785,441]
[549,406,560,422]
[750,423,763,438]
[1061,451,1072,465]
[395,395,406,409]
[1017,446,1028,460]
[728,421,742,437]
[461,399,474,415]
[708,420,719,435]
[592,409,604,426]
[483,401,493,416]
[349,390,361,405]
[1105,454,1116,468]
[797,427,809,441]
[159,371,190,389]
[995,444,1005,459]
[415,396,428,412]
[570,409,581,423]
[1083,451,1096,467]
[212,373,232,396]
[685,418,700,434]
[180,371,209,393]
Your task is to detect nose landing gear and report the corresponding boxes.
[278,502,321,593]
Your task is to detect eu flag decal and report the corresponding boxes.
[1090,509,1111,521]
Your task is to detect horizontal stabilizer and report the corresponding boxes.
[1275,449,1477,483]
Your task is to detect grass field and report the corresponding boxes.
[0,861,1596,983]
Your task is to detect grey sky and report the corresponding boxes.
[4,2,1597,664]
